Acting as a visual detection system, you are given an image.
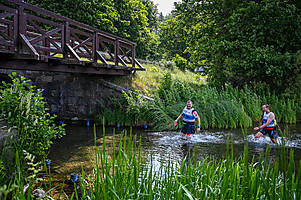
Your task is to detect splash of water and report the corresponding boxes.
[157,131,301,149]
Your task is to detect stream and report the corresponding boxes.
[48,124,301,180]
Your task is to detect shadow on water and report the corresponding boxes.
[48,124,301,179]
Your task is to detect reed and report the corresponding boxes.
[1,127,300,199]
[74,129,301,200]
[142,78,300,131]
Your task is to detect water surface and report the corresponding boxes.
[48,124,301,178]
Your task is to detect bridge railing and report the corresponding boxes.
[0,0,144,71]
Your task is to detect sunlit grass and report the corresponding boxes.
[112,63,207,96]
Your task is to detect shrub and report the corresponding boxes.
[0,73,65,158]
[161,59,175,70]
[173,54,187,71]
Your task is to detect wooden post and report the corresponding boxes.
[63,21,70,59]
[17,2,26,54]
[13,9,18,50]
[132,44,135,68]
[114,39,119,67]
[93,31,99,63]
[8,23,13,51]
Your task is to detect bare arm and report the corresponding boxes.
[175,113,183,123]
[259,113,275,129]
[196,115,201,132]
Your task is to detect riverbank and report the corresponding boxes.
[96,67,301,131]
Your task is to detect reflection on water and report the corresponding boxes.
[49,124,301,178]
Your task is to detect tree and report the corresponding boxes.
[174,0,301,91]
[27,0,159,59]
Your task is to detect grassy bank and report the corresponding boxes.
[110,63,206,96]
[97,67,301,130]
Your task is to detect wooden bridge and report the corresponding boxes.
[0,0,144,75]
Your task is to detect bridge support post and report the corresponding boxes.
[16,1,26,54]
[114,39,119,67]
[132,44,136,68]
[93,31,99,62]
[63,22,70,59]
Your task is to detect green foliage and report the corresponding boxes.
[76,130,301,199]
[173,0,301,91]
[27,0,160,59]
[173,54,188,71]
[0,159,5,183]
[0,150,50,200]
[158,72,172,99]
[1,125,301,199]
[0,73,65,158]
[96,92,148,126]
[158,15,189,60]
[142,77,300,131]
[161,59,175,70]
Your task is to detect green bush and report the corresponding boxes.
[161,59,175,70]
[173,54,188,71]
[0,73,65,158]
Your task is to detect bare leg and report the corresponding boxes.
[255,132,264,138]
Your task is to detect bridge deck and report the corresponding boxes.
[0,0,144,75]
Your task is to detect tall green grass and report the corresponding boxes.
[77,129,301,199]
[140,74,301,131]
[1,127,301,199]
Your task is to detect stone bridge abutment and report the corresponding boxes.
[0,69,126,120]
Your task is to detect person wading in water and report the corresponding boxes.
[254,104,278,144]
[174,100,201,139]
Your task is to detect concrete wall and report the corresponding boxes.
[0,69,127,120]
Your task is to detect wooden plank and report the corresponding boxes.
[0,30,10,40]
[73,37,92,50]
[134,58,145,70]
[114,39,119,66]
[93,31,98,62]
[0,17,14,24]
[0,5,16,13]
[0,38,14,46]
[19,33,39,60]
[0,58,132,75]
[0,12,15,19]
[118,55,128,68]
[18,3,26,35]
[34,46,61,53]
[131,45,135,68]
[65,43,81,63]
[70,27,93,38]
[13,9,17,46]
[29,27,61,44]
[26,13,61,27]
[99,40,114,60]
[119,47,132,63]
[27,18,62,51]
[63,21,70,58]
[96,50,108,65]
[73,36,92,50]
